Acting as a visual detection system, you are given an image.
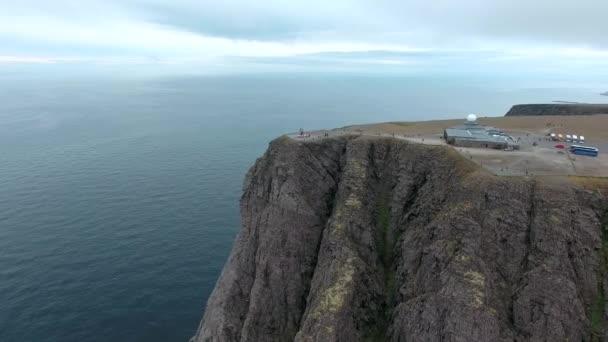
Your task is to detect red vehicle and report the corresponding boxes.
[555,144,565,149]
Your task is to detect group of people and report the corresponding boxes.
[298,128,329,138]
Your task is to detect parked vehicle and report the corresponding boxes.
[570,145,598,157]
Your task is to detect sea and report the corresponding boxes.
[0,70,605,342]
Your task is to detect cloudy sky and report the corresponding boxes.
[1,0,608,73]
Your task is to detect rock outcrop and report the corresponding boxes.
[192,136,608,342]
[505,104,608,116]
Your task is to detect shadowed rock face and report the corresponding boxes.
[506,104,608,116]
[192,136,608,342]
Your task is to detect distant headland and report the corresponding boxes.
[602,92,608,96]
[505,103,608,116]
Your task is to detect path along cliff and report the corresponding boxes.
[192,135,608,342]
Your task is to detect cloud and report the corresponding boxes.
[0,1,423,59]
[121,0,608,49]
[0,56,57,63]
[1,0,608,70]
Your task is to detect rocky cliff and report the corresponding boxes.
[506,104,608,116]
[192,136,608,342]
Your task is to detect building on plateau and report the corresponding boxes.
[444,114,519,149]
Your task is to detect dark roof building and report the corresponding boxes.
[444,116,519,149]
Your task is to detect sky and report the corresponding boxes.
[1,0,608,74]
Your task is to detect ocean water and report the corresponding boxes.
[0,73,605,342]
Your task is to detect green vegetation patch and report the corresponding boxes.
[442,147,482,176]
[368,193,396,341]
[591,289,605,342]
[274,135,295,145]
[378,198,396,302]
[375,196,394,287]
[569,176,608,194]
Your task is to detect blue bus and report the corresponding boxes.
[570,145,599,157]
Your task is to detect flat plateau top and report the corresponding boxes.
[289,115,608,178]
[357,114,608,141]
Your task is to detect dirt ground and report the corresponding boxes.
[349,114,608,143]
[291,114,608,178]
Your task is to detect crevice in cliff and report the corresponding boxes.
[397,173,429,230]
[368,188,395,342]
[564,203,590,326]
[294,141,346,334]
[591,206,608,341]
[300,141,344,183]
[353,140,401,342]
[371,148,444,341]
[509,179,537,333]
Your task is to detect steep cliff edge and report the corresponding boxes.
[506,104,608,116]
[193,136,608,342]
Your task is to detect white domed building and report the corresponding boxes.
[443,115,519,149]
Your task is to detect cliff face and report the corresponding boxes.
[193,136,608,342]
[505,104,608,116]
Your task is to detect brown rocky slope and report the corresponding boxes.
[192,135,608,342]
